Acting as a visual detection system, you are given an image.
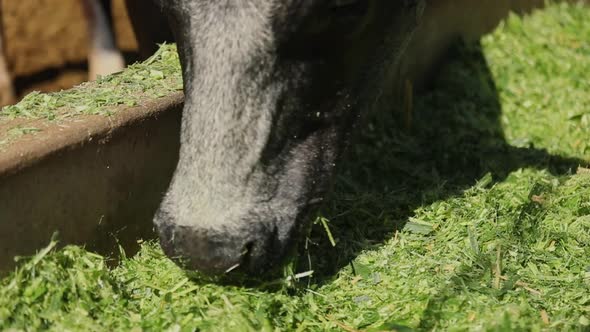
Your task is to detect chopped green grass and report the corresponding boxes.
[1,44,182,120]
[0,44,182,148]
[2,3,590,331]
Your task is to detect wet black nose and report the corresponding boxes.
[155,219,280,277]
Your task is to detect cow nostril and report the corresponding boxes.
[223,241,255,274]
[241,241,254,257]
[230,241,255,273]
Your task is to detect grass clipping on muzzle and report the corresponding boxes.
[2,3,590,331]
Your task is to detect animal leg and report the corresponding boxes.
[81,0,125,80]
[0,9,15,107]
[124,0,174,60]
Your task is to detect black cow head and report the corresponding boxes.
[143,0,425,277]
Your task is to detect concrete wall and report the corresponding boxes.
[0,93,182,271]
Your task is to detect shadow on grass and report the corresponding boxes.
[301,42,588,282]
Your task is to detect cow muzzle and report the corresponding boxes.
[154,210,290,278]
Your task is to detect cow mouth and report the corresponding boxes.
[154,201,317,282]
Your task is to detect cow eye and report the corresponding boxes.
[329,0,368,18]
[303,0,371,36]
[280,1,372,58]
